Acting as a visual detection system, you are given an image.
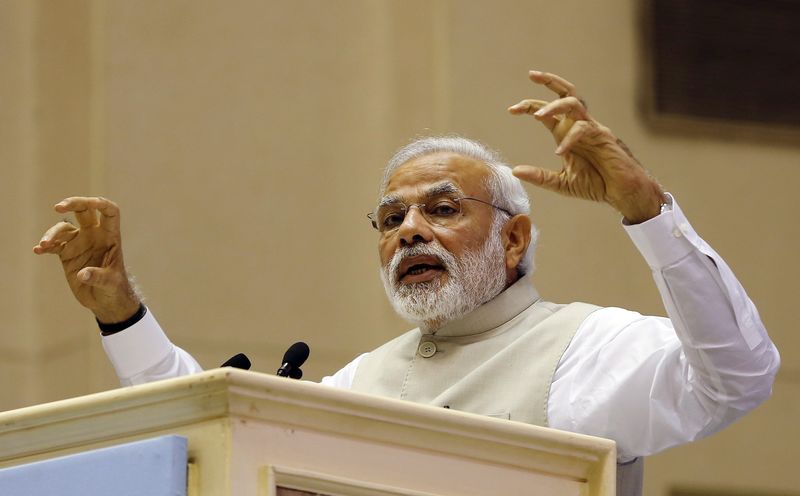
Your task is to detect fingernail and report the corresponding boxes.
[534,109,544,117]
[80,271,90,281]
[529,70,542,76]
[555,146,563,155]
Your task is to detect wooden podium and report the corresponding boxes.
[0,369,616,495]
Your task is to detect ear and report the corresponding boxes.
[501,214,532,272]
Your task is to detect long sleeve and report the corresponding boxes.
[547,194,780,459]
[102,308,203,386]
[101,306,365,387]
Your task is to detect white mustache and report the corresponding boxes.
[387,242,456,285]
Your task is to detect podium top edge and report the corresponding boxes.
[0,368,616,464]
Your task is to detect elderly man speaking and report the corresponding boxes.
[34,71,779,495]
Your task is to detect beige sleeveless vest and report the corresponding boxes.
[351,277,643,496]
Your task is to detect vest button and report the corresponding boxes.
[418,341,437,358]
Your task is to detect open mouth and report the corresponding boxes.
[398,256,445,283]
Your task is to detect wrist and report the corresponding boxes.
[97,303,146,335]
[619,184,666,225]
[93,297,142,325]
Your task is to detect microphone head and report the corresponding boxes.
[221,353,251,370]
[282,341,310,368]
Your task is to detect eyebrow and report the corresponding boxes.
[426,182,461,197]
[378,182,462,207]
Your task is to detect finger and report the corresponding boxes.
[534,96,589,121]
[508,99,559,131]
[512,165,563,193]
[33,241,67,255]
[33,222,79,253]
[55,197,98,228]
[40,221,78,244]
[528,70,577,98]
[508,99,548,115]
[56,196,121,231]
[91,197,120,232]
[33,238,72,255]
[555,120,591,156]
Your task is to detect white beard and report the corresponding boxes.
[380,223,508,331]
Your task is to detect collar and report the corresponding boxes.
[425,276,541,337]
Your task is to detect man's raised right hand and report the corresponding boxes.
[33,197,141,324]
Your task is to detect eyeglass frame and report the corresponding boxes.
[367,196,514,233]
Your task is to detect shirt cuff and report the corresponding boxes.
[101,307,174,380]
[623,193,697,269]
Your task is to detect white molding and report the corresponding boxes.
[264,465,441,496]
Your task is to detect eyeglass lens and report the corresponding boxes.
[375,198,463,232]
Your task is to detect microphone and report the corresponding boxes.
[277,342,309,379]
[220,353,251,370]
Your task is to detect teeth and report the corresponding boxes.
[406,264,441,276]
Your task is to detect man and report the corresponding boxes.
[34,71,779,495]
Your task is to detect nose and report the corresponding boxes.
[397,205,434,247]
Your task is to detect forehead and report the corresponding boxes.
[383,152,491,200]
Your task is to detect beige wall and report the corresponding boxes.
[1,1,797,494]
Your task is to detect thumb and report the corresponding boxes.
[513,165,562,193]
[77,267,117,288]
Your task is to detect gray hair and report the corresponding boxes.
[381,135,538,275]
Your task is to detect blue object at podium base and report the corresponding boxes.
[0,435,188,496]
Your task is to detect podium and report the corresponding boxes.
[0,369,616,495]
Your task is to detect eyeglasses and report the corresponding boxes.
[367,197,513,233]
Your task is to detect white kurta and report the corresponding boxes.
[101,195,780,460]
